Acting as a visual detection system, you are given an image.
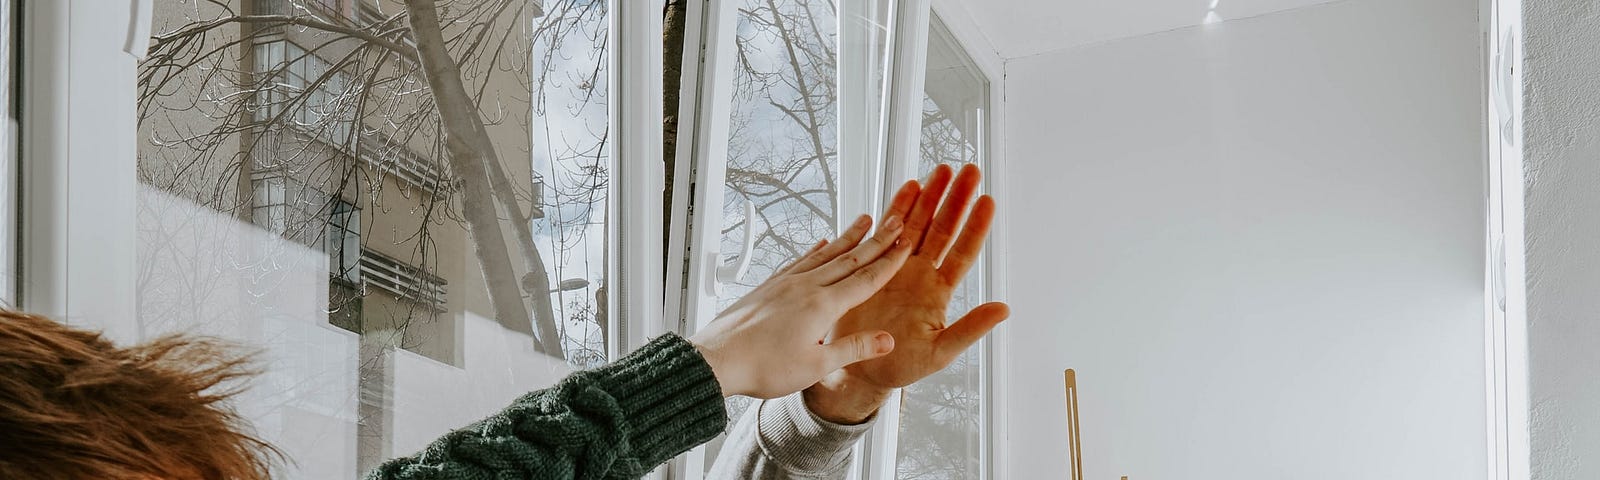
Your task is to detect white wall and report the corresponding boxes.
[1523,1,1600,478]
[999,0,1486,478]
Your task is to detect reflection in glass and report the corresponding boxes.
[896,12,990,480]
[137,0,611,476]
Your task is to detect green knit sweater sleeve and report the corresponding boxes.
[365,333,729,480]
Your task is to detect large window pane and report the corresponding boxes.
[719,0,842,309]
[699,0,894,471]
[896,13,990,480]
[137,0,611,476]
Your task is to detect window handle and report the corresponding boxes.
[715,199,758,286]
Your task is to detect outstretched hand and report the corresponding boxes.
[805,163,1010,424]
[690,214,914,399]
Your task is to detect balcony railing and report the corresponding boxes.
[359,248,447,312]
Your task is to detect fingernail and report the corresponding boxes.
[874,332,895,353]
[884,215,902,231]
[855,215,872,228]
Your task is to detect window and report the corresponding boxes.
[254,0,353,20]
[894,13,992,480]
[250,175,326,245]
[529,0,612,368]
[137,0,620,476]
[692,0,853,468]
[328,198,361,284]
[668,0,898,476]
[717,0,843,309]
[253,40,355,143]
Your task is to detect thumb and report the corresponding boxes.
[822,330,895,371]
[935,302,1010,362]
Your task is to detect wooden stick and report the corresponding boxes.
[1066,369,1083,480]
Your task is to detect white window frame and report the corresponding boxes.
[858,2,1008,479]
[0,0,16,307]
[609,0,670,359]
[663,0,738,474]
[1483,0,1527,479]
[19,0,142,341]
[666,0,1007,477]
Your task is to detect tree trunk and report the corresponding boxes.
[663,0,687,264]
[404,0,563,355]
[479,141,567,356]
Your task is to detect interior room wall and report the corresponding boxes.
[998,0,1486,477]
[1523,1,1600,478]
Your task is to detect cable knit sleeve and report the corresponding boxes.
[366,333,728,480]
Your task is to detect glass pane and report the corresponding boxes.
[718,0,842,309]
[895,13,990,480]
[137,0,611,476]
[699,0,893,471]
[530,0,612,369]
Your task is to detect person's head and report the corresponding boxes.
[0,310,279,480]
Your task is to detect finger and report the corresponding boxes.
[903,164,955,251]
[919,163,983,261]
[820,330,895,372]
[773,239,828,276]
[792,183,914,277]
[883,180,921,226]
[786,215,872,275]
[826,232,914,304]
[937,195,996,282]
[809,215,904,285]
[934,302,1010,363]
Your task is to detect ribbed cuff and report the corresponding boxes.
[593,333,728,466]
[756,393,876,474]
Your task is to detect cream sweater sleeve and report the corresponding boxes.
[705,393,876,479]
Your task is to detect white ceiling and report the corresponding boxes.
[952,0,1346,59]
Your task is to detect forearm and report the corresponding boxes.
[705,388,882,479]
[366,334,727,480]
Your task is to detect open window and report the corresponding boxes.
[668,1,999,478]
[665,0,896,474]
[30,0,996,476]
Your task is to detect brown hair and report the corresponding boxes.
[0,310,281,479]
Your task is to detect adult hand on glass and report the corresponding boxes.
[690,214,915,399]
[804,163,1010,424]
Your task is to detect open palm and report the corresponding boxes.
[829,163,1010,391]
